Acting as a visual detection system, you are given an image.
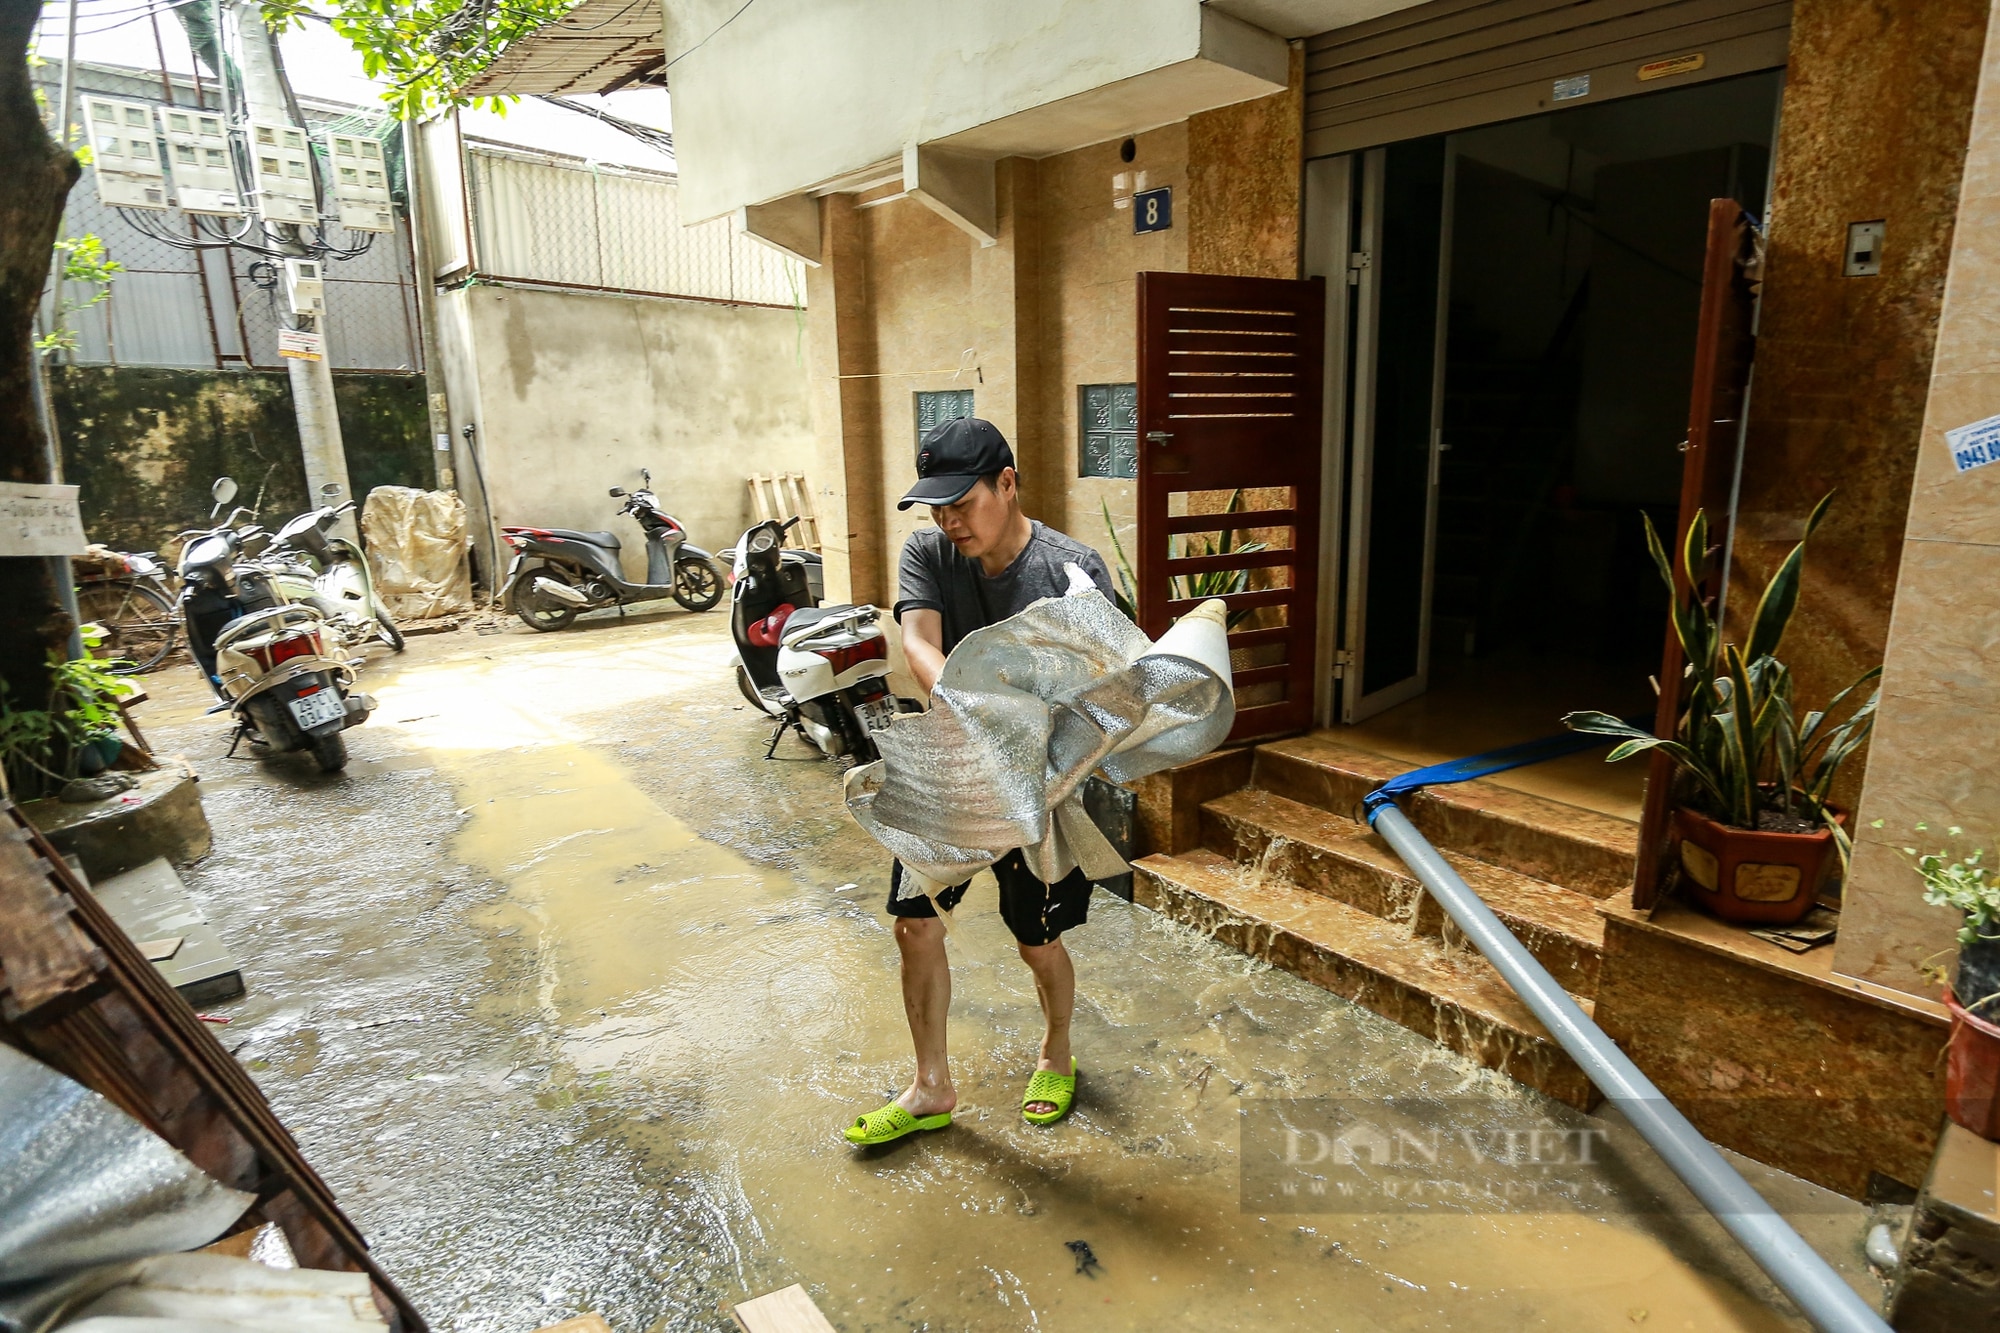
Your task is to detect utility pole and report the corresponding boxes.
[227,0,357,538]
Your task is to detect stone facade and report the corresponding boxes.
[1728,0,1989,813]
[1836,0,2000,1000]
[803,64,1303,609]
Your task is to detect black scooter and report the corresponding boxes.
[497,469,724,631]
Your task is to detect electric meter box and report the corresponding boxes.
[323,132,394,233]
[283,257,325,316]
[249,122,319,226]
[85,97,168,210]
[158,106,241,215]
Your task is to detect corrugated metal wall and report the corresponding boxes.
[464,145,803,308]
[37,67,423,374]
[1304,0,1793,158]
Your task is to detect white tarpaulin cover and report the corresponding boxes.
[845,571,1234,896]
[360,487,472,621]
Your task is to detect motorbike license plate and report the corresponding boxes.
[288,688,345,730]
[857,695,899,734]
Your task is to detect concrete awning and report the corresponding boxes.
[462,0,665,97]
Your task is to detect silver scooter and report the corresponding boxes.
[258,483,405,654]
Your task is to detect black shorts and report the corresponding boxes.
[887,850,1093,947]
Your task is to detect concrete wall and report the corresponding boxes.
[1728,0,1988,809]
[661,0,1286,221]
[1835,1,2000,1001]
[439,284,816,584]
[52,366,432,554]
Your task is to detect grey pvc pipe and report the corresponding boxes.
[1368,805,1889,1333]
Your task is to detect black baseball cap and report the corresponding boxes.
[897,416,1015,510]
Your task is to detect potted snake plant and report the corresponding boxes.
[1565,496,1879,926]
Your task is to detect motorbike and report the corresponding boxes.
[177,477,374,774]
[497,469,725,631]
[257,483,405,654]
[731,515,916,762]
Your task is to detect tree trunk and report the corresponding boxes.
[0,0,82,723]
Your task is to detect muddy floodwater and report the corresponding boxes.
[140,611,1885,1331]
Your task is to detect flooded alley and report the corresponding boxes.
[135,610,1882,1333]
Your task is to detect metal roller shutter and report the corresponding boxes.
[1305,0,1792,158]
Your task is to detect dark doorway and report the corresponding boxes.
[1430,71,1780,671]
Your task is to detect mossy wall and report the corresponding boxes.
[51,366,434,552]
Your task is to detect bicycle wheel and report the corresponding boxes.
[75,580,179,673]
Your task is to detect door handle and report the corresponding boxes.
[1145,431,1174,444]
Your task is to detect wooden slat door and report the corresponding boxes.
[1137,272,1327,742]
[1631,198,1760,909]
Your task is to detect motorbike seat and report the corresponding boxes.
[544,528,622,549]
[777,605,851,635]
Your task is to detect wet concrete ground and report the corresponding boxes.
[137,608,1889,1332]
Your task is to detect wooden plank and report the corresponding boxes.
[1632,199,1758,912]
[534,1317,614,1333]
[778,472,822,553]
[748,474,777,525]
[0,801,429,1332]
[731,1284,837,1333]
[0,822,105,1021]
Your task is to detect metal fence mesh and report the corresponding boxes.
[466,145,803,307]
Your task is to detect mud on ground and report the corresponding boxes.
[137,607,1884,1332]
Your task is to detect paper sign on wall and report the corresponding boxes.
[278,328,324,361]
[0,482,88,557]
[1945,413,2000,472]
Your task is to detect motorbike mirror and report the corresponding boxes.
[641,468,652,488]
[608,487,626,497]
[211,476,238,504]
[320,482,342,500]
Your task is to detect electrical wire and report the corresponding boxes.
[537,93,671,155]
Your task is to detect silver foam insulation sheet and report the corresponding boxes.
[0,1044,252,1288]
[846,584,1233,889]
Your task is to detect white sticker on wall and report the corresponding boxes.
[1553,74,1591,101]
[1946,413,2000,472]
[0,482,87,557]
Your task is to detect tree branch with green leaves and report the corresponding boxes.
[259,0,577,118]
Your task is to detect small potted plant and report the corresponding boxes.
[1564,496,1879,926]
[1899,824,2000,1140]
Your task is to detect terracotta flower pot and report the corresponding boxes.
[1669,805,1841,926]
[1944,991,2000,1142]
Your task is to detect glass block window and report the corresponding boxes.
[914,389,975,448]
[1079,383,1138,479]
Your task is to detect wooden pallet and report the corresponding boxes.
[747,472,820,552]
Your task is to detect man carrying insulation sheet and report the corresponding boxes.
[839,417,1236,1145]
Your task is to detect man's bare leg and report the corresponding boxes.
[893,915,956,1117]
[1018,936,1075,1117]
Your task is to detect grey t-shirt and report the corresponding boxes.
[895,520,1118,653]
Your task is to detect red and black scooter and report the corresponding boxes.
[497,469,725,631]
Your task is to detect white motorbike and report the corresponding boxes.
[212,605,372,773]
[258,484,405,654]
[730,516,917,760]
[180,477,375,774]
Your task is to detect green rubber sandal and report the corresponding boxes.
[843,1101,951,1146]
[1022,1058,1078,1126]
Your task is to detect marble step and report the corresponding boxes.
[1250,735,1639,899]
[1132,850,1598,1110]
[1200,788,1604,999]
